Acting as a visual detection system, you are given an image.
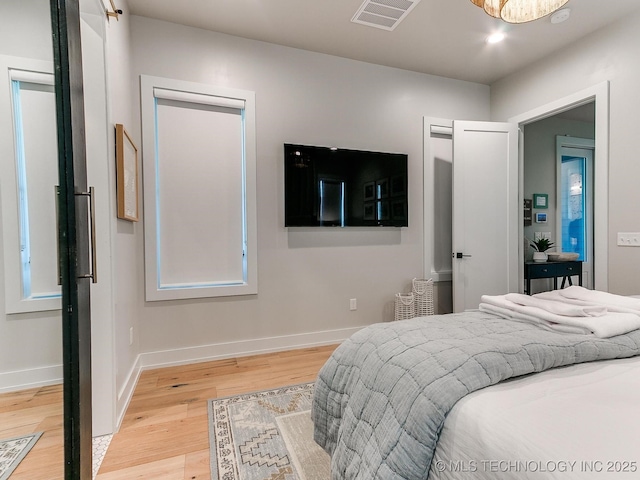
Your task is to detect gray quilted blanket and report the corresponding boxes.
[312,310,640,479]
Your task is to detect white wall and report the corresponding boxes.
[129,16,490,365]
[491,10,640,295]
[0,0,52,61]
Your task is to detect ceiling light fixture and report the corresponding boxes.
[486,32,506,43]
[471,0,570,24]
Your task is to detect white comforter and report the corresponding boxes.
[479,287,640,338]
[429,356,640,479]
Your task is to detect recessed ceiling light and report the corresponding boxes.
[550,8,570,24]
[486,32,505,44]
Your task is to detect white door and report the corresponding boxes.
[452,121,519,312]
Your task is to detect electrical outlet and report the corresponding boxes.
[617,232,640,247]
[350,298,357,311]
[129,327,134,345]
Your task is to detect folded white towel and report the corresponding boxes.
[536,288,640,316]
[481,294,640,338]
[504,293,607,317]
[479,303,589,336]
[556,286,640,312]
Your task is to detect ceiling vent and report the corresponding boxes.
[351,0,422,31]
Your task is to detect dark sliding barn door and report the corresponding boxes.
[50,0,93,478]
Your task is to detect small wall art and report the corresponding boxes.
[533,193,548,209]
[115,123,139,221]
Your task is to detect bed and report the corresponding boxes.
[312,287,640,479]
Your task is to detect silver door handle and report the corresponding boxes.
[76,187,97,283]
[56,186,98,284]
[454,252,472,259]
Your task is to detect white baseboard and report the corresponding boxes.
[115,354,142,430]
[114,326,361,430]
[0,364,62,394]
[140,326,361,371]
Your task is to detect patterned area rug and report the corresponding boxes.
[208,383,330,480]
[0,432,42,480]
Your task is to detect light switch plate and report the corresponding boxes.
[350,298,357,311]
[617,232,640,246]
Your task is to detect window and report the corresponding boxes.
[1,60,60,314]
[140,76,257,301]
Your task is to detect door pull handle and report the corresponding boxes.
[454,252,472,259]
[76,187,98,283]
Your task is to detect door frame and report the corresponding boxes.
[508,81,609,292]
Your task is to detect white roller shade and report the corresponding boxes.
[153,87,245,110]
[155,98,244,287]
[9,69,54,86]
[430,124,453,136]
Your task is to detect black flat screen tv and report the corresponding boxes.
[284,143,408,227]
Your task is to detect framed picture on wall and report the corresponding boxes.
[533,193,548,209]
[115,123,139,221]
[524,198,532,226]
[535,212,548,224]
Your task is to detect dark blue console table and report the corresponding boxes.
[524,260,583,295]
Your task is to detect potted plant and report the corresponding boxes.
[530,238,555,262]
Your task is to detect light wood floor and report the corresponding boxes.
[1,345,336,480]
[0,383,64,479]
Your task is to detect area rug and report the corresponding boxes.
[208,383,330,480]
[0,432,43,480]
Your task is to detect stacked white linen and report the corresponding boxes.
[479,287,640,338]
[537,286,640,314]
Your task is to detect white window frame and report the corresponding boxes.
[140,75,257,301]
[0,55,61,314]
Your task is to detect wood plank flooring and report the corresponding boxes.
[97,344,337,479]
[0,344,336,479]
[0,383,64,480]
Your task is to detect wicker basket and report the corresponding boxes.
[412,278,434,317]
[394,292,416,321]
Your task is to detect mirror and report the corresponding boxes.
[0,0,64,478]
[0,0,111,477]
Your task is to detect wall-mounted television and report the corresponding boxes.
[284,143,408,227]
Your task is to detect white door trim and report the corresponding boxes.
[508,81,609,292]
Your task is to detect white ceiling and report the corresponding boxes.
[126,0,640,85]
